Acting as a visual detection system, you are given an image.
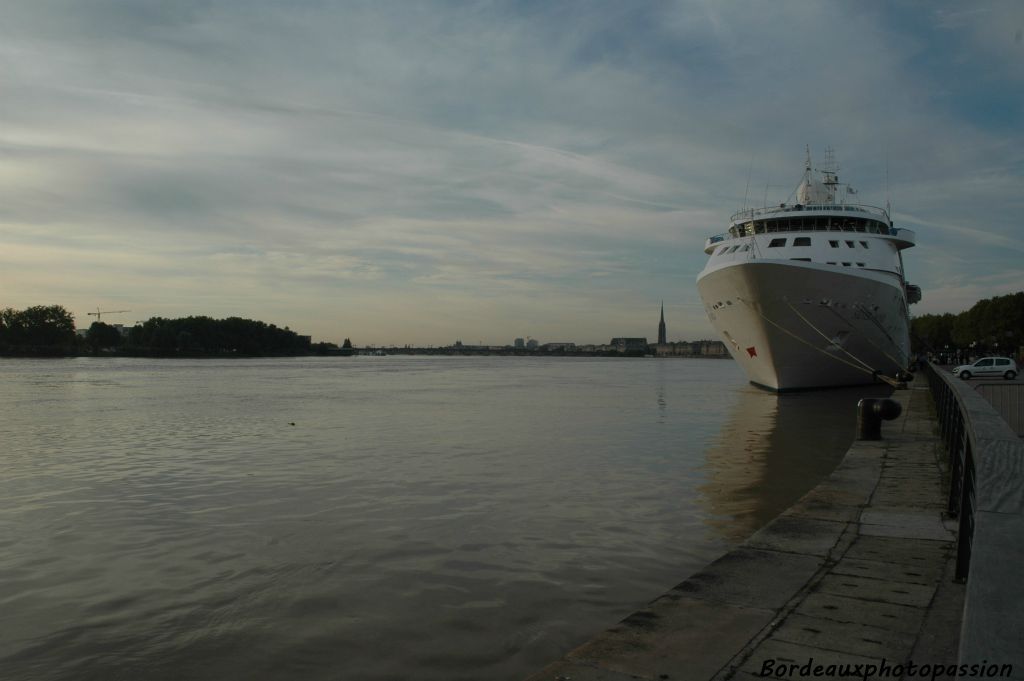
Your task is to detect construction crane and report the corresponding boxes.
[87,307,130,322]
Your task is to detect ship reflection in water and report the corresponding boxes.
[700,383,893,541]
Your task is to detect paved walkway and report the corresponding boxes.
[525,378,965,681]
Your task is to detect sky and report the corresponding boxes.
[1,1,1022,346]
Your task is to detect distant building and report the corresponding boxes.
[540,342,576,352]
[514,338,525,349]
[610,337,648,352]
[451,340,487,350]
[654,342,689,356]
[697,340,728,356]
[658,302,667,345]
[652,340,729,357]
[526,339,539,350]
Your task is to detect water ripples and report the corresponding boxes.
[0,356,869,680]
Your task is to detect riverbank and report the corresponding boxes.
[526,376,968,680]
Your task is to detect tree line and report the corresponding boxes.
[1,305,323,357]
[127,316,310,355]
[912,291,1023,358]
[0,305,77,355]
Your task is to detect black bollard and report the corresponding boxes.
[857,398,902,440]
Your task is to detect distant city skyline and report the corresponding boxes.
[2,2,1022,346]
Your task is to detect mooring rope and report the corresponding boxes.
[783,299,905,388]
[736,297,903,388]
[784,299,879,372]
[788,299,907,373]
[738,298,878,376]
[850,302,909,367]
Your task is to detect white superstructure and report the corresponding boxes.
[696,149,920,391]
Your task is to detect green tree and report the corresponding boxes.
[123,314,312,356]
[86,321,123,352]
[912,291,1024,359]
[0,305,76,349]
[911,313,955,351]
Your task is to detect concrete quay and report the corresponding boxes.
[526,378,976,681]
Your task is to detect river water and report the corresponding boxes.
[0,356,889,680]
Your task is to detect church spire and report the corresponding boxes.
[658,301,667,345]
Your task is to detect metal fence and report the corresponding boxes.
[924,363,1024,668]
[926,365,976,581]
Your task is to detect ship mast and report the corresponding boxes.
[802,145,815,195]
[820,146,839,204]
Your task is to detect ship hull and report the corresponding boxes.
[697,261,910,391]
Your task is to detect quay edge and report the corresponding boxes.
[525,368,1024,681]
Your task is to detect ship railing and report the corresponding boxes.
[923,362,1024,664]
[705,224,913,252]
[729,203,890,223]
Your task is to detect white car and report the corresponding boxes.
[952,356,1018,380]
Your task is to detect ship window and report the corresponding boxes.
[741,244,750,251]
[829,240,839,247]
[856,262,865,267]
[768,238,787,247]
[842,262,851,266]
[845,240,855,247]
[794,237,812,246]
[859,241,869,248]
[716,246,728,255]
[791,258,812,262]
[826,261,837,265]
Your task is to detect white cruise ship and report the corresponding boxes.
[696,149,920,391]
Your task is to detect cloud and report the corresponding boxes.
[1,0,1021,343]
